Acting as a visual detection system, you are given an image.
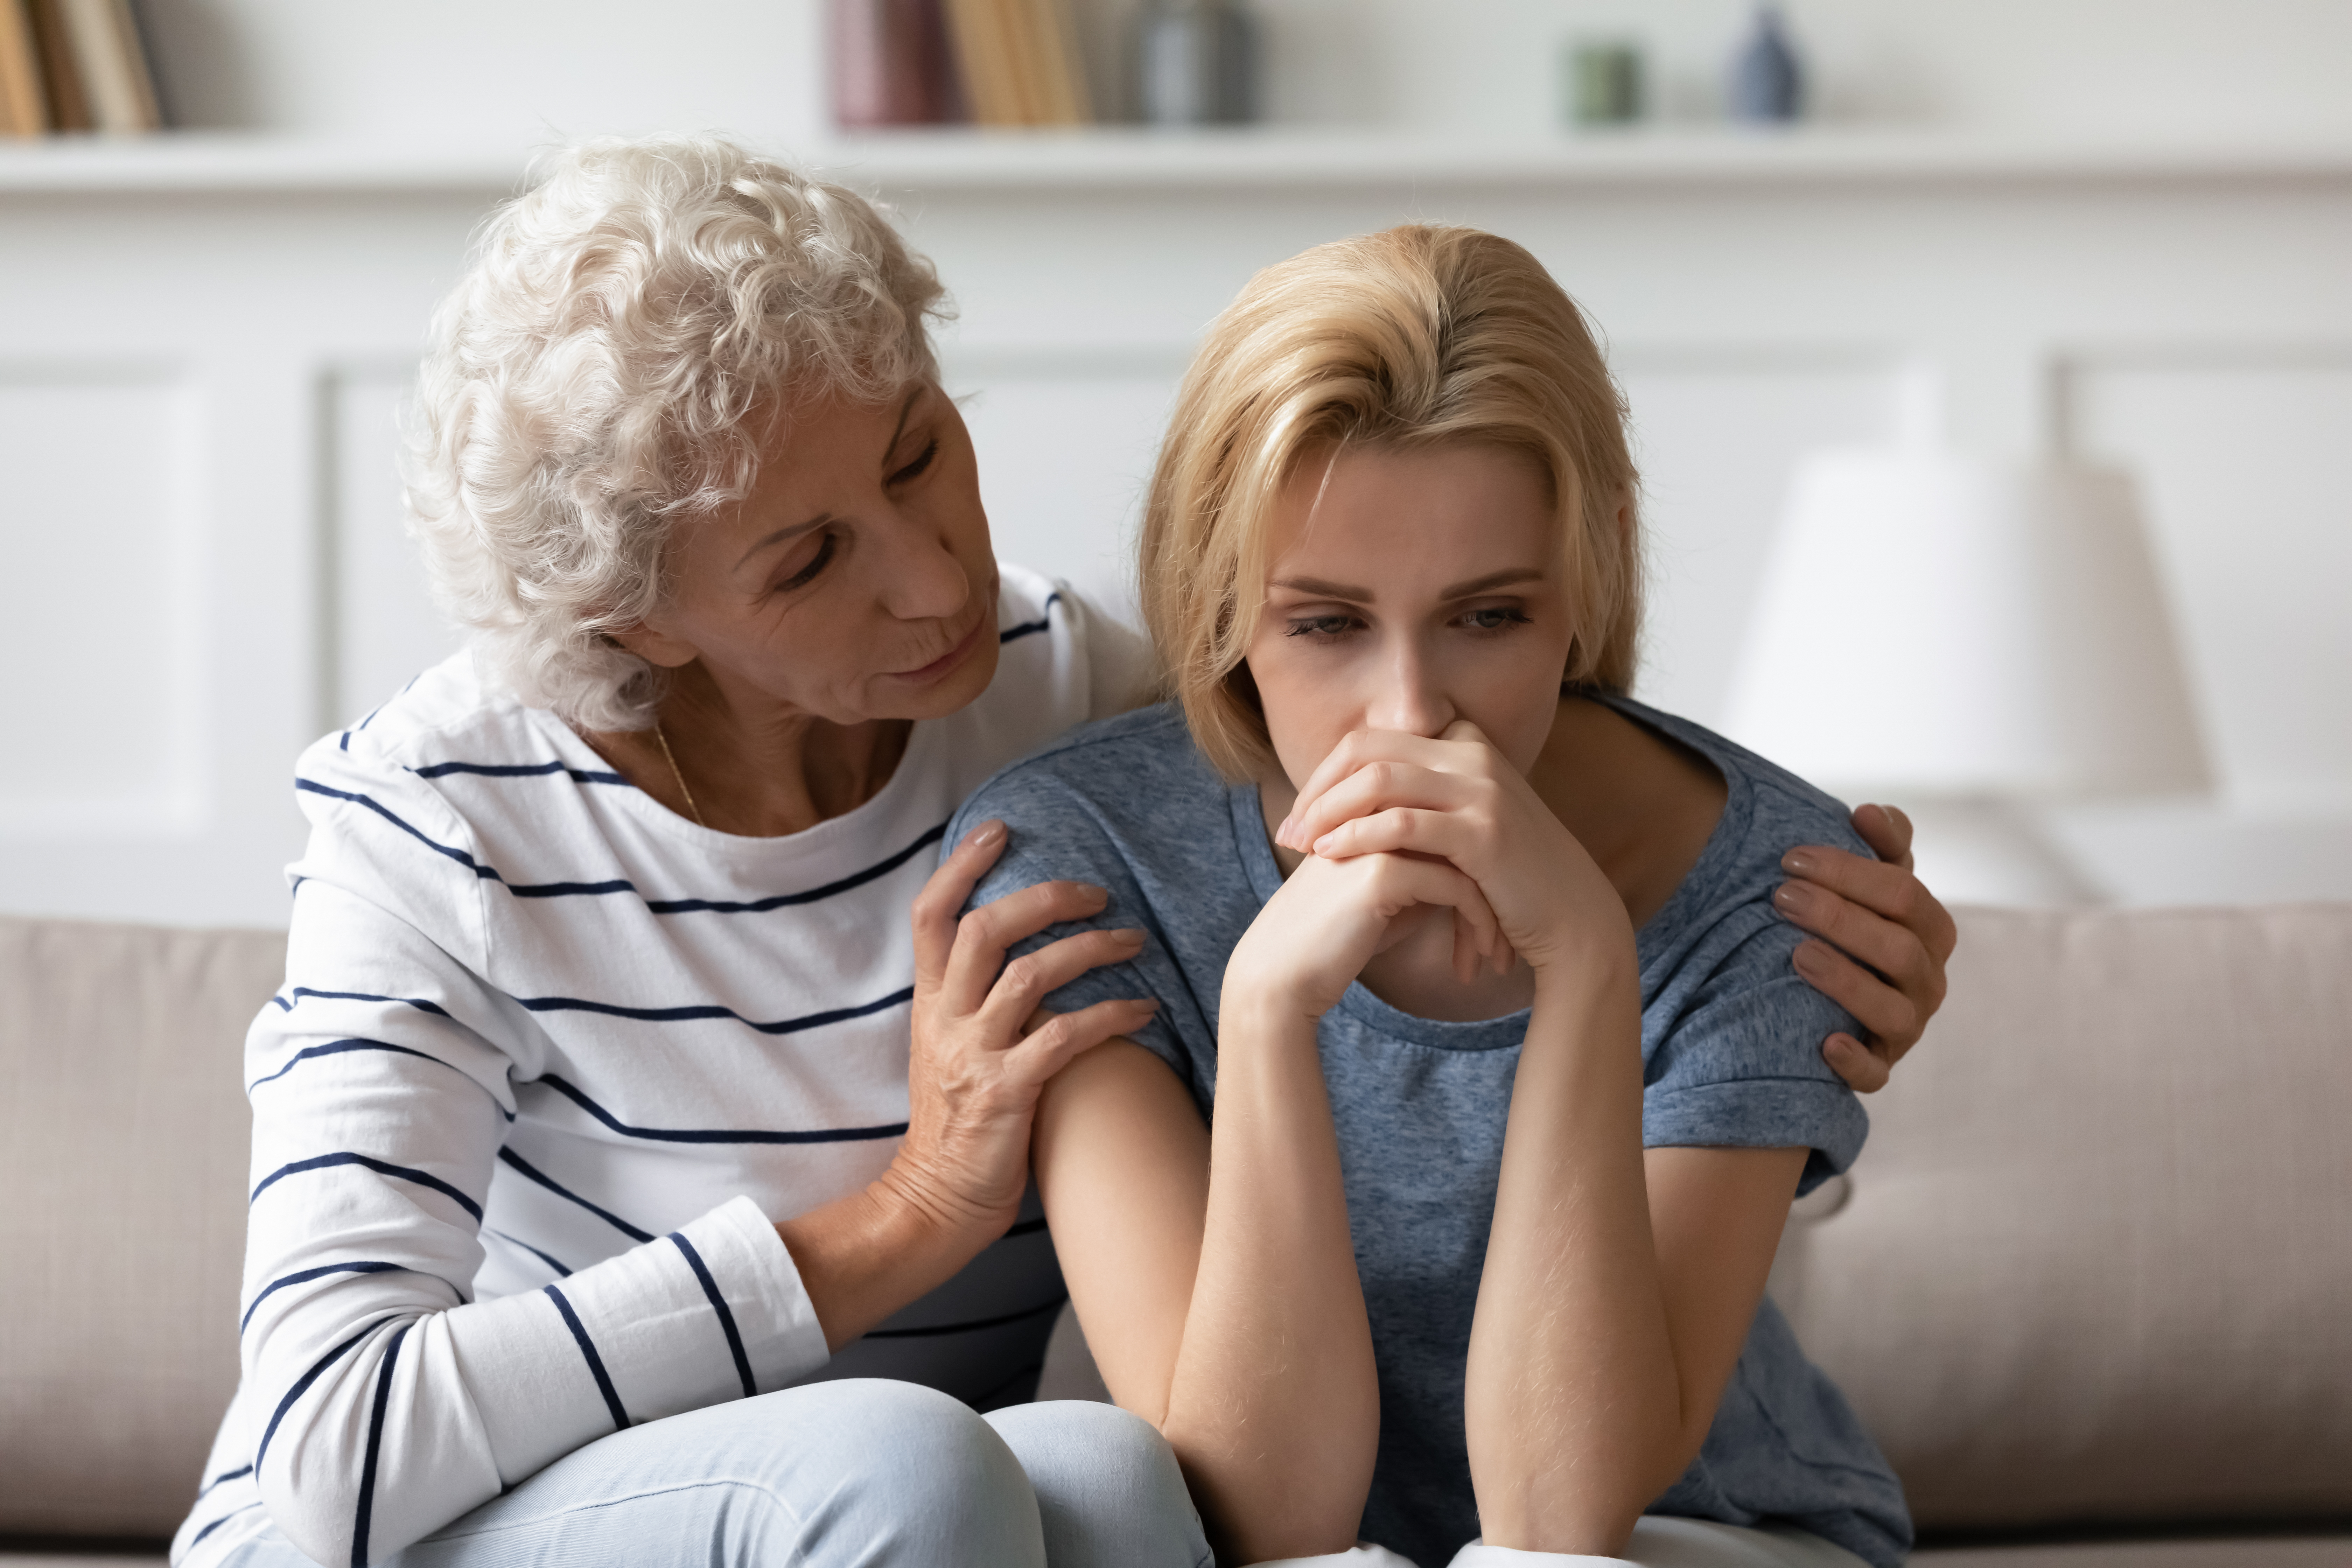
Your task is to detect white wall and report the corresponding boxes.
[139,0,2352,141]
[138,0,832,144]
[6,2,2351,926]
[1250,0,2352,134]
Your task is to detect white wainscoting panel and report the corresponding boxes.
[1617,353,1904,728]
[945,351,1186,626]
[0,365,202,832]
[327,367,458,728]
[2064,352,2352,811]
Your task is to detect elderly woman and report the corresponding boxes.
[173,138,1953,1568]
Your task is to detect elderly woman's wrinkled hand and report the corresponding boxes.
[889,820,1162,1240]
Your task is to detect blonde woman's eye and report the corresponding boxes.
[1284,614,1359,640]
[1462,606,1532,633]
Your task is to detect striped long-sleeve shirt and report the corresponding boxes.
[174,567,1134,1568]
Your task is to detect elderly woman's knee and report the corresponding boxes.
[778,1378,1020,1478]
[986,1398,1185,1493]
[984,1401,1206,1566]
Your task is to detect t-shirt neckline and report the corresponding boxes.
[1220,693,1754,1051]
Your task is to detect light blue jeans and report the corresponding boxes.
[220,1380,1211,1568]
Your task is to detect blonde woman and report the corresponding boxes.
[954,227,1940,1567]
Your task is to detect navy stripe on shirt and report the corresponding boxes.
[251,1153,483,1223]
[510,985,912,1037]
[190,1500,262,1549]
[507,878,638,899]
[999,592,1062,644]
[272,987,452,1018]
[537,1073,906,1145]
[545,1285,631,1432]
[864,1294,1067,1339]
[491,1227,575,1278]
[639,822,947,914]
[240,1261,457,1335]
[349,1322,410,1568]
[247,1037,462,1091]
[496,1146,655,1243]
[670,1232,757,1400]
[297,779,500,880]
[303,778,944,914]
[197,1463,253,1498]
[412,759,628,785]
[255,1318,382,1470]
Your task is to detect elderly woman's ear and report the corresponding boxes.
[606,619,700,670]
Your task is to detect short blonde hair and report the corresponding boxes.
[405,134,947,730]
[1139,224,1642,779]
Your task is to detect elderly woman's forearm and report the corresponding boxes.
[1160,995,1380,1562]
[775,1162,1006,1352]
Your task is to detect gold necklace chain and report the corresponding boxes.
[651,721,707,829]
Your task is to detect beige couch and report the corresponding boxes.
[4,906,2348,1567]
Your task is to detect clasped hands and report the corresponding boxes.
[1237,720,1622,1021]
[1248,721,1954,1093]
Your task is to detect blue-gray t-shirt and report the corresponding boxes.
[953,697,1911,1568]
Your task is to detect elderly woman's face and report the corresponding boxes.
[622,381,999,726]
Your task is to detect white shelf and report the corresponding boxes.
[6,126,2352,196]
[821,126,2352,191]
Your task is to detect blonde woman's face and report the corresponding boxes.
[1244,442,1576,789]
[622,381,1000,725]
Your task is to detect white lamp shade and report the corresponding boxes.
[1723,451,2210,800]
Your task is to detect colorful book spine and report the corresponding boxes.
[26,0,88,130]
[0,0,51,135]
[59,0,159,132]
[944,0,1091,127]
[15,0,162,134]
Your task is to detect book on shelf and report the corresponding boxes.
[59,0,158,131]
[13,0,160,134]
[0,0,50,136]
[943,0,1092,127]
[26,0,85,129]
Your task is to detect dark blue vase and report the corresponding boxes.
[1729,4,1804,122]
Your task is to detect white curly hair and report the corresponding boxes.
[404,133,949,730]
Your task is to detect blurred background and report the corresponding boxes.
[3,0,2349,927]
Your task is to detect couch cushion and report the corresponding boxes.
[1776,905,2352,1534]
[1909,1538,2352,1567]
[0,917,284,1538]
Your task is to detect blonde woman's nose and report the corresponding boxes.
[1366,645,1455,738]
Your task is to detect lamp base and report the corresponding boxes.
[1898,798,2101,908]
